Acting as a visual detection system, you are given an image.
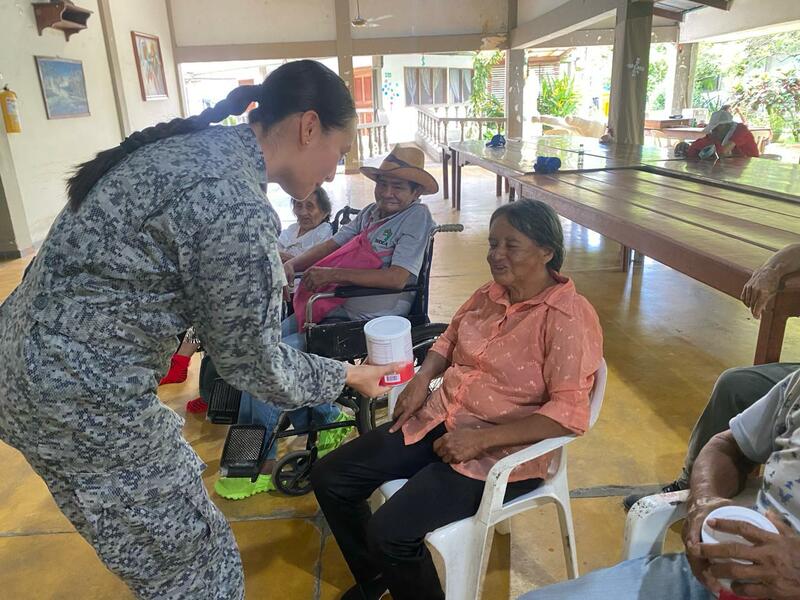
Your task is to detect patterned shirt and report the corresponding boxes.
[0,124,346,472]
[730,369,800,532]
[402,275,603,482]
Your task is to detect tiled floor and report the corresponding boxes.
[0,166,797,599]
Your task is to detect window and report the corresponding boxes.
[405,67,462,106]
[489,63,506,105]
[447,67,473,104]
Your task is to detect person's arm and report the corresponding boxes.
[686,136,711,159]
[730,126,760,157]
[286,238,339,273]
[683,375,790,592]
[302,264,410,291]
[741,243,800,318]
[434,299,603,463]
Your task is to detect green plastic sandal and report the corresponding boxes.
[214,474,275,500]
[317,411,354,458]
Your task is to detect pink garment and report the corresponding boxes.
[402,275,603,482]
[293,222,392,330]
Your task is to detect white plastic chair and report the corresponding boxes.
[623,479,761,560]
[379,359,608,600]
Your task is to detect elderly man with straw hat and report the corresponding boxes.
[283,144,439,347]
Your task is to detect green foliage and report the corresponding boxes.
[537,72,580,117]
[729,32,800,76]
[646,57,668,110]
[692,43,724,109]
[469,50,504,139]
[732,70,800,142]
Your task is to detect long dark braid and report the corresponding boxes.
[66,60,355,211]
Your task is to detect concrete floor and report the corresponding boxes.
[0,166,797,599]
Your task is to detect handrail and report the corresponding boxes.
[356,121,389,159]
[416,106,507,146]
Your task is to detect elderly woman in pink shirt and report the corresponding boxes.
[312,199,603,600]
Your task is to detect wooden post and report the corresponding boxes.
[608,0,654,145]
[505,0,525,139]
[335,0,359,172]
[671,42,697,115]
[496,174,502,197]
[442,147,450,200]
[460,122,465,142]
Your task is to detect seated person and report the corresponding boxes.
[283,144,438,349]
[523,368,800,600]
[215,147,438,500]
[311,199,603,600]
[624,242,800,509]
[684,109,760,159]
[278,187,333,262]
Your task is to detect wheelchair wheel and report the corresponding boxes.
[356,323,449,433]
[273,450,315,496]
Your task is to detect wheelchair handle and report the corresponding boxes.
[305,292,336,329]
[435,224,464,233]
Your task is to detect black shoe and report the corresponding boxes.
[623,480,689,511]
[340,577,388,600]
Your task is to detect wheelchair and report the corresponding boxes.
[208,207,463,495]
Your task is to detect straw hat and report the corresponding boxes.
[703,109,734,134]
[360,145,439,195]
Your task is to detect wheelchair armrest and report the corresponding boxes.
[623,490,690,561]
[333,284,421,298]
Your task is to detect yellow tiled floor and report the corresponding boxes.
[0,166,797,599]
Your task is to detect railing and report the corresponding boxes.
[357,122,389,159]
[416,105,506,148]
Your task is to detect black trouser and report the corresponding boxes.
[311,423,541,600]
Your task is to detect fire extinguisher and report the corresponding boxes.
[1,85,22,134]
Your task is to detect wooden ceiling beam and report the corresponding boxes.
[653,7,684,21]
[690,0,732,10]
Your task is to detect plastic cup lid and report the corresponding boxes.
[364,316,411,340]
[702,506,778,545]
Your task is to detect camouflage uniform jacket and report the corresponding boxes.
[0,124,346,474]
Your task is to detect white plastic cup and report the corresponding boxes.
[701,506,779,593]
[364,316,414,386]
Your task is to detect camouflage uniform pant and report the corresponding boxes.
[35,458,244,599]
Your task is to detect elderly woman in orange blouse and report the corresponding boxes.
[311,199,603,600]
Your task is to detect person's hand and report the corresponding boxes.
[389,375,431,433]
[699,511,800,600]
[345,362,405,399]
[279,251,294,263]
[683,495,733,594]
[302,267,336,292]
[433,429,487,464]
[283,261,296,301]
[741,265,781,319]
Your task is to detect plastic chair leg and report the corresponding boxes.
[429,523,490,600]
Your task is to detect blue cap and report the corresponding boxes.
[485,134,506,148]
[533,156,561,174]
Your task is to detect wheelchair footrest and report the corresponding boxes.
[207,379,242,425]
[219,425,266,479]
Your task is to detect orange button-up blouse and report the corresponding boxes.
[402,275,603,482]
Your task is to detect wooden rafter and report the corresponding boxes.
[690,0,731,10]
[653,7,684,21]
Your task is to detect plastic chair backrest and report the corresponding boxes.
[588,359,608,428]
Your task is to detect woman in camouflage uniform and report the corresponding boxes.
[0,60,395,599]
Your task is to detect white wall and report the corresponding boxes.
[170,0,336,46]
[680,0,800,43]
[108,0,182,132]
[381,54,474,143]
[1,0,121,244]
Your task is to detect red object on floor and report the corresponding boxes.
[186,397,208,414]
[159,354,191,385]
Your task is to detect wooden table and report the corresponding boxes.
[515,169,800,363]
[644,118,692,129]
[448,138,667,210]
[645,157,800,204]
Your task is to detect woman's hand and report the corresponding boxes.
[389,375,431,433]
[741,265,782,318]
[683,495,733,594]
[279,251,295,263]
[303,266,337,292]
[700,511,800,600]
[345,363,405,399]
[433,429,487,464]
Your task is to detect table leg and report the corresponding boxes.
[753,293,795,364]
[621,244,631,272]
[451,150,458,210]
[456,158,462,211]
[442,148,450,201]
[509,185,516,201]
[496,175,502,197]
[504,177,510,194]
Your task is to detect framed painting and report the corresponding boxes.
[34,57,90,119]
[131,31,168,101]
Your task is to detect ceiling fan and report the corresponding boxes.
[351,0,392,28]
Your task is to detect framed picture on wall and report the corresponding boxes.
[131,31,168,101]
[34,57,90,119]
